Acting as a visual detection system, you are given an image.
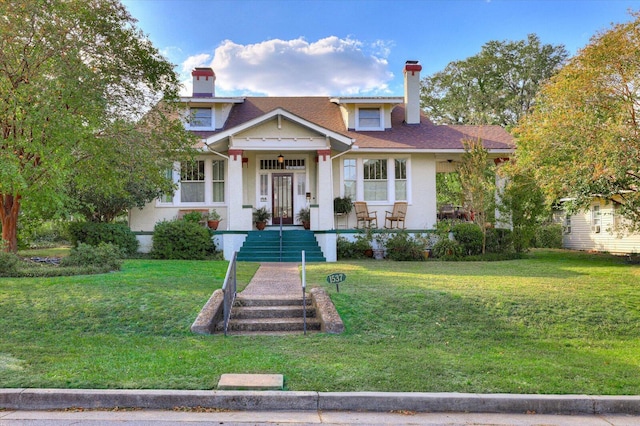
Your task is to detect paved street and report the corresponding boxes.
[1,409,640,425]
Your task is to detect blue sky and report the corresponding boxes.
[121,0,640,97]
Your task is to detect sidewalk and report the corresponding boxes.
[239,262,302,298]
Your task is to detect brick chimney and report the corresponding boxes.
[192,67,215,97]
[403,60,422,124]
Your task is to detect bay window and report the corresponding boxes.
[180,160,205,203]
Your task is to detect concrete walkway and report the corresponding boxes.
[240,262,303,298]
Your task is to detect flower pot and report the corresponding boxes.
[302,220,310,230]
[424,249,432,260]
[256,221,266,231]
[207,220,220,230]
[373,249,385,260]
[364,248,373,258]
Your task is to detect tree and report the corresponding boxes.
[458,138,496,254]
[0,0,194,251]
[421,34,569,127]
[514,12,640,231]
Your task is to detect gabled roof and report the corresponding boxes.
[191,97,514,152]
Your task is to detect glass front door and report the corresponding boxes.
[272,173,293,225]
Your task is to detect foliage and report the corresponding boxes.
[514,12,640,232]
[533,224,564,249]
[253,207,271,223]
[420,34,569,127]
[18,219,70,249]
[385,231,425,261]
[333,196,353,214]
[497,167,549,253]
[208,210,221,221]
[60,242,123,271]
[458,138,496,253]
[451,223,483,256]
[431,238,463,260]
[436,172,463,206]
[152,220,214,260]
[0,0,195,252]
[67,222,139,256]
[0,252,20,274]
[337,233,372,259]
[296,207,310,223]
[485,228,514,254]
[181,211,206,223]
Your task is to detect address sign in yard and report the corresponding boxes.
[326,273,346,292]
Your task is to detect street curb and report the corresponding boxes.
[1,389,640,414]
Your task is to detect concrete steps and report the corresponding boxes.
[218,295,321,335]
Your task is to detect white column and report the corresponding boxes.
[227,149,245,230]
[317,149,334,229]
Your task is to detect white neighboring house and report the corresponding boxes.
[560,198,640,254]
[129,61,515,261]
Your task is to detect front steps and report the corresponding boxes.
[236,230,326,262]
[217,295,321,335]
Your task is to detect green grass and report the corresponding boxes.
[1,250,639,394]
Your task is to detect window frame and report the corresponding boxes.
[355,107,384,131]
[189,107,214,129]
[180,160,206,203]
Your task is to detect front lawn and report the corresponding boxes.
[0,250,638,394]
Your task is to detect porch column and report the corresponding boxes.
[316,149,334,229]
[227,149,247,230]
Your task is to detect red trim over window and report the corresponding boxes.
[228,149,243,160]
[317,149,331,161]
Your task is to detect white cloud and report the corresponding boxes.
[179,36,393,96]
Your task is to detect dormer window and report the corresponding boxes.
[191,107,213,128]
[356,107,383,131]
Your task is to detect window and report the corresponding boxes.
[211,160,225,202]
[180,160,205,202]
[343,159,356,200]
[395,159,407,201]
[160,168,174,203]
[591,205,601,225]
[357,107,382,130]
[363,159,387,201]
[191,108,212,128]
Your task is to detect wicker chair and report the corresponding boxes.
[354,201,377,228]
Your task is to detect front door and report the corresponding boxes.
[272,173,293,225]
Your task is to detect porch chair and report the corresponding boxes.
[384,202,407,229]
[354,201,378,228]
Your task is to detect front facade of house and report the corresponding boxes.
[129,62,515,261]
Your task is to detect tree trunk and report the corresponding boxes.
[1,193,21,253]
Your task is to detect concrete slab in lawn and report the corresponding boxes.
[217,374,284,390]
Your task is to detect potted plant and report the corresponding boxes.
[333,196,353,215]
[207,209,221,230]
[296,207,311,230]
[253,207,271,230]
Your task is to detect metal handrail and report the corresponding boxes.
[279,215,283,262]
[302,250,307,335]
[221,251,237,336]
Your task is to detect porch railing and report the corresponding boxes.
[221,251,238,336]
[301,250,307,335]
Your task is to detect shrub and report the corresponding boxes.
[67,222,139,255]
[152,220,214,260]
[0,251,20,275]
[485,228,514,254]
[451,223,483,255]
[181,211,206,223]
[337,233,371,259]
[432,238,463,260]
[61,242,123,271]
[533,224,563,248]
[385,231,425,261]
